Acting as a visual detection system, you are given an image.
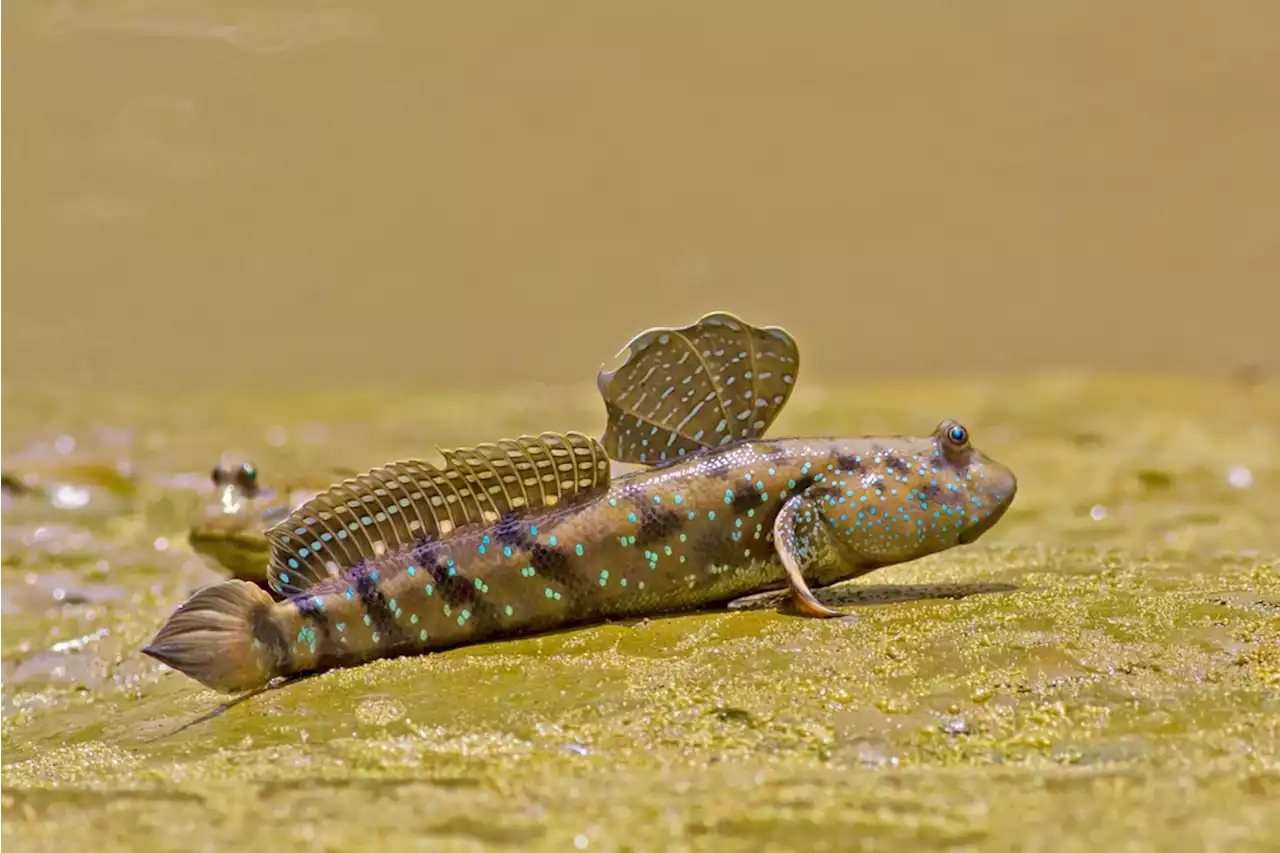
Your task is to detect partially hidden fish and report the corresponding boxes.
[187,458,357,594]
[143,312,1018,693]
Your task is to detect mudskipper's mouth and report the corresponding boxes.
[959,502,1010,544]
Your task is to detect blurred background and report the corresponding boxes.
[5,1,1278,393]
[5,7,1280,851]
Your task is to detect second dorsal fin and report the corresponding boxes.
[264,431,611,596]
[597,311,801,465]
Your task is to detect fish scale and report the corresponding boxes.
[143,312,1018,694]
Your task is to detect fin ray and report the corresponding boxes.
[265,431,611,596]
[597,312,800,464]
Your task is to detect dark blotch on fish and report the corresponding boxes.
[923,483,950,505]
[834,455,864,475]
[530,543,578,587]
[435,572,480,610]
[492,514,526,546]
[635,507,684,547]
[730,485,759,515]
[357,571,405,643]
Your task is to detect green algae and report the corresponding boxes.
[3,374,1279,851]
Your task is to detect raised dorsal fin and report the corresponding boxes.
[264,431,611,596]
[597,311,800,465]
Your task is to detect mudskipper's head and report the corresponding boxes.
[830,419,1017,564]
[211,460,261,502]
[188,460,288,585]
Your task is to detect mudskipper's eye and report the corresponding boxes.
[211,464,228,487]
[946,424,969,446]
[234,462,260,495]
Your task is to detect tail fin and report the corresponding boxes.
[142,580,280,693]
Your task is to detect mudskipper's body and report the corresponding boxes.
[145,313,1018,693]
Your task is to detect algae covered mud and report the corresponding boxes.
[3,374,1279,851]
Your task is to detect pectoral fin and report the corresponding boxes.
[772,492,850,620]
